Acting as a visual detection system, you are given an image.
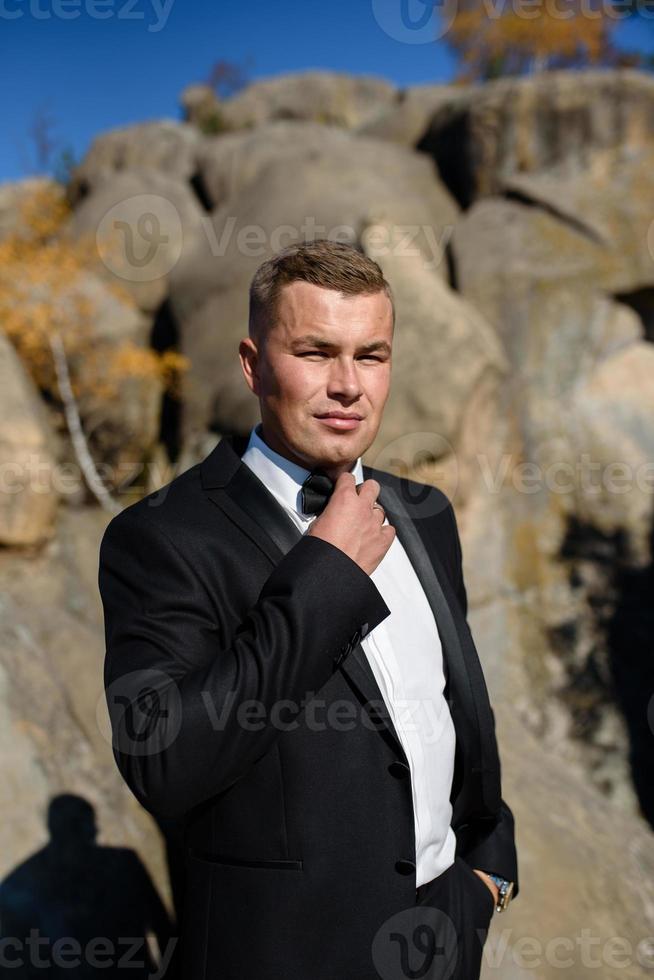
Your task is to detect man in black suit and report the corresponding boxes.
[99,239,518,980]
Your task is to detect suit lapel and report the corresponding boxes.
[370,474,474,728]
[200,432,301,562]
[370,472,501,813]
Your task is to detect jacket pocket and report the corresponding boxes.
[188,848,303,871]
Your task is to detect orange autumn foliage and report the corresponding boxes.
[0,183,189,405]
[444,0,619,80]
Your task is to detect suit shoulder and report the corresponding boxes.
[100,460,204,545]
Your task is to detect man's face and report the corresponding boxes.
[239,280,393,477]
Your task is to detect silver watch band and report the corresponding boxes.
[487,872,514,912]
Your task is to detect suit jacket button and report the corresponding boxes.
[395,859,416,876]
[388,761,410,779]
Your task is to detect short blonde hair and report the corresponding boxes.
[248,238,395,345]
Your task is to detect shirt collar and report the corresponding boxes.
[241,422,364,519]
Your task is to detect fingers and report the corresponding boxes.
[334,474,380,504]
[333,475,386,522]
[334,472,357,494]
[356,478,381,506]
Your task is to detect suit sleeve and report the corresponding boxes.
[447,501,520,900]
[99,508,391,820]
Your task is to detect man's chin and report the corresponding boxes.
[308,426,372,465]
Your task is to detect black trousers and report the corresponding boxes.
[374,856,495,980]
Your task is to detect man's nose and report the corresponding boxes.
[327,358,362,398]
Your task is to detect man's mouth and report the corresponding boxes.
[315,412,364,431]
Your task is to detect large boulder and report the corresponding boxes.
[194,118,459,210]
[501,155,654,295]
[357,82,473,147]
[418,68,654,207]
[452,195,649,546]
[452,193,653,813]
[169,126,459,446]
[196,120,383,209]
[567,342,654,563]
[66,170,206,313]
[219,70,397,130]
[451,197,642,384]
[68,121,203,203]
[0,332,59,547]
[360,220,508,477]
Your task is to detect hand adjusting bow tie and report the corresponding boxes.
[300,469,336,516]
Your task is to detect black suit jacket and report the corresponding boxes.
[99,432,519,980]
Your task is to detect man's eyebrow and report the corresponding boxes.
[290,335,391,355]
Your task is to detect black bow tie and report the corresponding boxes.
[300,469,336,516]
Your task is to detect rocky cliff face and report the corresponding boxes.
[1,68,653,977]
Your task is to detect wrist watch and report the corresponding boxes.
[487,873,514,913]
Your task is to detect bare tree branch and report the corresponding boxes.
[48,331,122,514]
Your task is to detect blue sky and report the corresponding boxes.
[1,0,652,182]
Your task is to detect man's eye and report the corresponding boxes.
[296,351,384,361]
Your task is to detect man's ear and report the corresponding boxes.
[239,337,260,396]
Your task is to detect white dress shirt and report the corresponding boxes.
[241,422,457,887]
